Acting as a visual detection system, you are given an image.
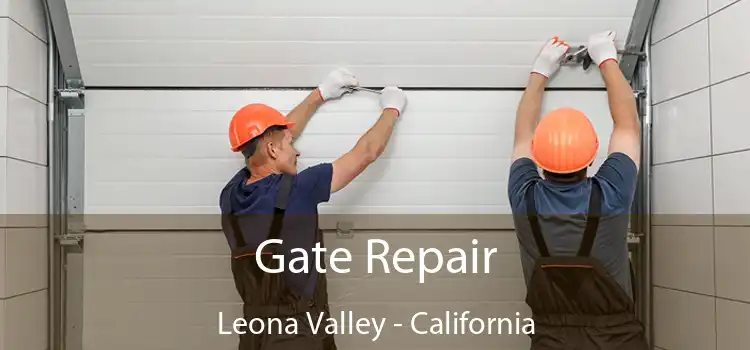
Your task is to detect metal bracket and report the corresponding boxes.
[628,232,644,245]
[57,82,85,111]
[562,46,646,71]
[336,221,354,239]
[55,234,83,247]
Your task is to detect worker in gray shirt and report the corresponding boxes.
[508,31,648,349]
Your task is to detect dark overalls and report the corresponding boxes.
[523,179,649,349]
[222,175,337,350]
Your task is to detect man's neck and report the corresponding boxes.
[246,163,279,184]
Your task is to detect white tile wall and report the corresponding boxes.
[0,0,48,42]
[0,21,8,88]
[0,228,47,298]
[711,73,750,154]
[0,2,49,350]
[2,19,47,103]
[1,158,47,215]
[1,88,47,165]
[710,0,741,13]
[0,291,47,350]
[652,88,711,164]
[651,1,750,349]
[653,287,717,350]
[716,299,750,350]
[652,158,714,216]
[713,151,750,216]
[714,227,750,302]
[651,20,710,104]
[709,0,750,83]
[652,0,708,43]
[652,226,715,295]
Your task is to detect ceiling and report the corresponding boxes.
[66,0,639,88]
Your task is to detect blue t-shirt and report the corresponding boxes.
[507,152,638,298]
[219,163,334,297]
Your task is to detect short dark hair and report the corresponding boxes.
[240,125,287,159]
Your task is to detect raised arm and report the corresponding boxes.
[287,68,359,140]
[512,37,570,162]
[330,87,406,193]
[586,31,641,170]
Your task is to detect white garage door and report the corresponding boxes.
[66,0,637,88]
[80,89,614,350]
[66,0,635,348]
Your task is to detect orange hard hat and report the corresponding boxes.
[228,103,296,153]
[531,107,599,174]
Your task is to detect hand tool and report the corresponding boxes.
[347,86,382,94]
[561,46,646,70]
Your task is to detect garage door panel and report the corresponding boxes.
[334,327,530,350]
[81,87,614,347]
[82,274,525,303]
[84,89,614,215]
[67,0,637,87]
[327,278,526,303]
[79,64,606,88]
[68,0,634,18]
[85,255,231,279]
[87,158,511,183]
[86,181,508,208]
[83,231,522,279]
[79,40,628,67]
[83,232,530,349]
[83,89,603,113]
[322,231,518,254]
[84,327,528,350]
[84,277,239,303]
[72,16,630,44]
[87,111,513,136]
[84,329,237,350]
[88,134,510,159]
[83,254,522,281]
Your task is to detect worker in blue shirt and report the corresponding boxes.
[508,32,649,349]
[219,68,407,350]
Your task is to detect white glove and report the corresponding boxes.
[531,36,570,78]
[587,30,619,67]
[379,86,407,116]
[317,68,359,100]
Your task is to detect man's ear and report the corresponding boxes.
[267,138,287,160]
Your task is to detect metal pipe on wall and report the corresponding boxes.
[641,24,654,346]
[46,6,59,350]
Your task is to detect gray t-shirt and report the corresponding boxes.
[507,153,638,299]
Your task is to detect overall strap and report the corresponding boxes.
[228,174,294,253]
[525,184,550,257]
[265,175,295,252]
[577,179,603,257]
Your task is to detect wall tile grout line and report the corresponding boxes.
[706,7,719,349]
[0,156,47,168]
[652,71,750,106]
[7,17,46,44]
[0,287,48,301]
[654,285,750,305]
[652,0,745,47]
[652,17,708,46]
[652,146,750,166]
[4,86,48,106]
[710,70,750,87]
